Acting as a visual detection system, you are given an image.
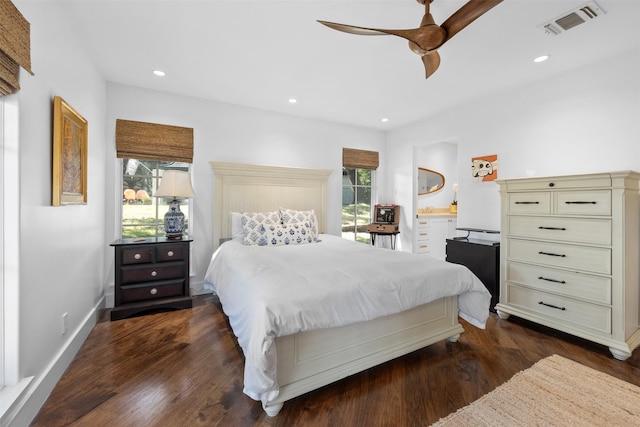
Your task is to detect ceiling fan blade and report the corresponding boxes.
[317,21,391,36]
[441,0,503,43]
[320,20,446,53]
[422,51,441,79]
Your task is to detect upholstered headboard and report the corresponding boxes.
[209,162,332,250]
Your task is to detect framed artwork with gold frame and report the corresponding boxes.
[52,96,88,206]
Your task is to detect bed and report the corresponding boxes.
[205,162,491,416]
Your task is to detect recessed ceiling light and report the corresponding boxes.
[534,55,550,63]
[288,98,297,104]
[153,70,166,77]
[381,118,389,123]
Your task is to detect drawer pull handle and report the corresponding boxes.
[134,253,141,260]
[167,251,174,257]
[565,201,597,204]
[515,201,539,204]
[150,288,158,295]
[538,251,566,257]
[151,271,157,277]
[538,226,566,231]
[538,276,566,284]
[539,301,566,311]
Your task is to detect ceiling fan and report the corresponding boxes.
[318,0,503,79]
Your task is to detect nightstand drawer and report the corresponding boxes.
[121,263,186,284]
[120,280,186,303]
[157,244,186,262]
[121,247,153,265]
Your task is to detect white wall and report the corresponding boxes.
[105,84,387,293]
[8,1,108,425]
[387,48,640,251]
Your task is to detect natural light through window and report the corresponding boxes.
[342,167,374,244]
[121,159,191,239]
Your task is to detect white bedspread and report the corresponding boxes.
[204,234,491,404]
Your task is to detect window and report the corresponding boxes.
[342,147,379,244]
[121,159,191,238]
[342,167,375,244]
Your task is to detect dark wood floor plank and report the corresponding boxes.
[31,295,640,426]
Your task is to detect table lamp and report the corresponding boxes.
[155,170,195,239]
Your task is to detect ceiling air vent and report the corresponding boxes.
[540,1,605,36]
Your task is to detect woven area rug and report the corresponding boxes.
[432,354,640,426]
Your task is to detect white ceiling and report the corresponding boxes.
[58,0,640,130]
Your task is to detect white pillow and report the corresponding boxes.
[241,211,282,246]
[230,212,243,239]
[279,207,318,240]
[264,222,314,246]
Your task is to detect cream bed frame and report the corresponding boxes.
[210,162,464,416]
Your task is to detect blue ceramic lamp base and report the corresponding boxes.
[164,199,186,239]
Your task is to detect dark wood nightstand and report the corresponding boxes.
[110,237,193,321]
[446,231,500,312]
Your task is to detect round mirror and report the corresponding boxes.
[418,168,445,195]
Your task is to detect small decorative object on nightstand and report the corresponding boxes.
[110,237,192,320]
[155,170,195,239]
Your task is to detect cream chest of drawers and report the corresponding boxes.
[496,171,640,360]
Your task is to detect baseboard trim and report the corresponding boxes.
[4,295,105,427]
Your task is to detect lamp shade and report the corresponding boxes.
[155,170,194,199]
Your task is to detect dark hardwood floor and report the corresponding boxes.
[32,295,640,426]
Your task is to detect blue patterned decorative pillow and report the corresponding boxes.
[264,222,314,246]
[241,211,282,246]
[279,208,318,240]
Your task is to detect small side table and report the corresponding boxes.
[370,231,400,250]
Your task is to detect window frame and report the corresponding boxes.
[120,159,193,239]
[341,166,376,244]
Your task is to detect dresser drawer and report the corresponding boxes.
[508,238,611,274]
[121,263,186,284]
[120,280,186,304]
[508,193,551,214]
[506,284,611,334]
[507,262,611,304]
[554,191,611,216]
[508,216,611,245]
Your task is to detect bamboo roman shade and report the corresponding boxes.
[343,148,379,170]
[0,0,34,95]
[115,119,194,163]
